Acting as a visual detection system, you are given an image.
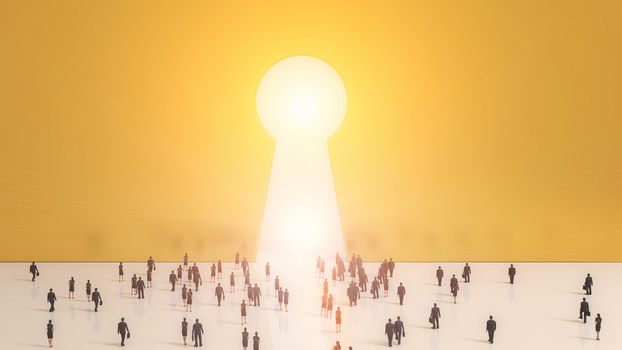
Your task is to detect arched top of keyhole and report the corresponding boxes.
[256,56,347,141]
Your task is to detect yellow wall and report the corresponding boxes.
[1,1,621,261]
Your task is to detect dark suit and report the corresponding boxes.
[394,320,405,345]
[137,280,145,299]
[486,319,496,343]
[584,276,593,295]
[117,321,130,346]
[397,285,406,305]
[192,322,204,347]
[253,335,260,350]
[463,265,471,282]
[215,286,225,306]
[385,322,395,347]
[431,306,441,329]
[508,267,516,284]
[580,301,590,323]
[252,286,261,306]
[169,273,177,291]
[436,269,444,286]
[30,264,39,281]
[92,291,102,312]
[47,291,56,312]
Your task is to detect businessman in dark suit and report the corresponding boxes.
[584,273,593,295]
[170,270,178,291]
[91,287,102,312]
[463,263,471,283]
[436,266,444,286]
[385,318,395,347]
[394,316,405,345]
[397,283,406,305]
[486,315,496,343]
[137,277,145,299]
[580,298,590,323]
[47,288,57,312]
[117,317,130,346]
[30,262,39,281]
[431,303,441,329]
[192,318,204,347]
[215,283,225,306]
[508,264,516,284]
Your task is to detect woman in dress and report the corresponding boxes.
[187,263,193,281]
[383,277,390,298]
[253,331,260,350]
[186,289,193,312]
[217,260,223,279]
[277,288,284,311]
[177,265,183,285]
[241,299,247,324]
[327,294,334,318]
[131,274,137,295]
[181,284,188,306]
[230,272,235,293]
[595,313,602,340]
[85,280,92,301]
[284,289,289,312]
[181,317,188,345]
[118,262,124,282]
[147,269,153,288]
[210,264,216,282]
[46,320,54,348]
[335,307,342,333]
[68,277,75,299]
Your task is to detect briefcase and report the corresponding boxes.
[428,317,433,324]
[586,311,591,317]
[582,285,587,291]
[127,332,130,339]
[100,300,103,306]
[462,273,465,278]
[37,272,40,276]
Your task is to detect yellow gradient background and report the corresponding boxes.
[1,1,621,261]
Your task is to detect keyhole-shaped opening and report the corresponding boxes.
[256,56,347,267]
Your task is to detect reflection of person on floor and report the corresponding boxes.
[47,288,57,312]
[242,327,249,349]
[463,263,471,283]
[436,266,444,286]
[595,313,602,340]
[181,317,188,346]
[46,320,54,348]
[117,317,130,347]
[580,298,590,323]
[192,318,204,347]
[30,262,39,281]
[394,316,405,345]
[486,315,496,343]
[584,273,593,295]
[508,264,516,284]
[385,318,395,347]
[430,303,441,329]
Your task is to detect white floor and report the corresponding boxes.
[0,261,617,350]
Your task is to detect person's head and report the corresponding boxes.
[195,318,199,322]
[171,270,174,273]
[87,279,90,282]
[32,261,35,264]
[242,299,246,303]
[94,288,98,291]
[510,264,514,267]
[139,276,142,280]
[489,315,493,320]
[183,284,186,287]
[597,313,601,317]
[583,297,586,301]
[48,320,52,324]
[71,276,74,280]
[49,288,53,291]
[588,273,591,276]
[255,332,258,336]
[388,318,392,322]
[149,256,152,259]
[400,282,403,286]
[121,317,124,321]
[120,262,123,265]
[285,289,288,292]
[452,274,455,277]
[434,303,437,306]
[183,317,186,321]
[466,262,469,265]
[397,316,401,320]
[218,283,221,286]
[254,283,258,286]
[337,306,340,310]
[438,266,441,269]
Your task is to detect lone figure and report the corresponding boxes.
[430,303,441,329]
[584,273,593,295]
[117,317,130,347]
[30,262,39,281]
[436,266,444,286]
[595,313,602,340]
[463,262,471,283]
[580,298,590,324]
[91,287,102,312]
[47,288,57,312]
[486,315,496,344]
[508,264,516,284]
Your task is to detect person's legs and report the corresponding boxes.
[396,333,401,345]
[94,300,98,312]
[121,333,126,346]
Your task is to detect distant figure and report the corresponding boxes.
[131,274,137,295]
[284,289,289,312]
[47,288,57,312]
[463,263,471,283]
[217,259,223,279]
[486,315,496,344]
[210,264,216,283]
[265,262,271,282]
[321,293,328,316]
[394,316,405,345]
[177,265,183,284]
[430,303,441,329]
[68,277,75,299]
[371,278,380,299]
[85,280,92,301]
[595,313,602,340]
[327,294,334,317]
[230,272,236,293]
[508,264,516,284]
[247,285,254,306]
[117,317,130,347]
[584,273,593,295]
[388,258,395,277]
[181,317,188,346]
[333,341,342,350]
[194,271,202,291]
[91,287,102,312]
[235,251,240,269]
[450,274,459,303]
[436,266,444,286]
[136,277,145,299]
[118,262,124,282]
[274,275,280,296]
[192,318,204,347]
[335,306,342,332]
[253,331,260,350]
[147,269,153,288]
[385,318,395,347]
[182,284,188,306]
[30,262,40,281]
[278,288,284,311]
[323,279,329,296]
[147,256,156,272]
[580,298,590,323]
[241,300,247,324]
[169,270,178,291]
[397,282,406,305]
[215,283,225,306]
[186,289,193,312]
[183,253,189,270]
[46,320,54,348]
[383,277,390,298]
[253,283,261,307]
[242,327,249,349]
[332,267,337,286]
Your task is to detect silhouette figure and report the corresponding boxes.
[181,317,188,346]
[192,318,204,347]
[30,262,39,281]
[397,282,406,305]
[85,280,92,301]
[394,316,405,345]
[117,317,130,347]
[46,320,54,348]
[118,262,124,282]
[147,256,156,272]
[253,283,261,307]
[580,298,590,323]
[131,274,137,295]
[284,289,289,312]
[385,318,395,347]
[169,270,178,291]
[486,315,496,343]
[463,262,471,283]
[68,277,75,299]
[595,313,602,340]
[436,266,444,286]
[47,288,56,312]
[242,327,249,349]
[508,264,516,284]
[450,274,459,303]
[186,289,193,312]
[336,306,342,332]
[91,287,102,312]
[430,303,441,329]
[137,277,145,299]
[241,300,247,324]
[253,332,260,350]
[584,273,593,295]
[215,283,225,306]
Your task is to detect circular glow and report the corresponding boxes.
[257,56,347,140]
